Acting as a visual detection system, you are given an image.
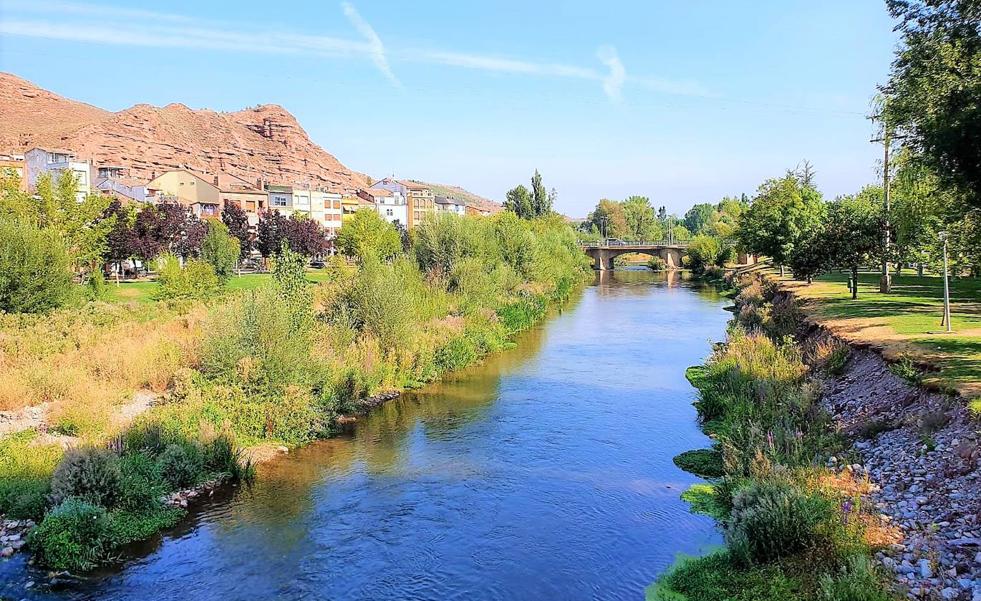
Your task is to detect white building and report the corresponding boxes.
[266,185,345,237]
[435,195,467,216]
[24,147,92,202]
[358,187,408,228]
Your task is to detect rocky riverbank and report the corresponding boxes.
[817,336,980,600]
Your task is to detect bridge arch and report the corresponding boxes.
[582,244,687,271]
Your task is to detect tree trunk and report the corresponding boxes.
[851,266,859,299]
[779,264,785,277]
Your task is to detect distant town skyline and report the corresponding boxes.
[0,0,899,216]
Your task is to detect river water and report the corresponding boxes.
[2,270,731,601]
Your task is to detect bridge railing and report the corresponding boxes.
[579,239,691,248]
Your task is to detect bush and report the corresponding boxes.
[0,219,74,313]
[726,479,833,565]
[687,235,724,275]
[647,256,667,271]
[157,444,203,490]
[819,556,894,601]
[200,220,240,282]
[0,430,62,519]
[335,209,401,261]
[49,447,122,509]
[117,452,165,511]
[155,254,220,301]
[29,498,111,571]
[650,551,803,601]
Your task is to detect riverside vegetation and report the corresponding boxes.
[651,273,901,601]
[0,169,591,571]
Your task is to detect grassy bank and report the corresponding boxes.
[773,271,981,398]
[0,212,591,572]
[650,273,899,601]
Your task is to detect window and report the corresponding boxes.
[386,208,393,216]
[272,195,288,207]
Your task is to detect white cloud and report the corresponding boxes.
[0,0,705,103]
[341,2,400,88]
[596,45,625,103]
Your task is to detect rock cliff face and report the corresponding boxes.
[0,73,369,192]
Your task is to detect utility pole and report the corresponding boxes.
[870,127,892,293]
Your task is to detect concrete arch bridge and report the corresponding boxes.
[581,241,689,271]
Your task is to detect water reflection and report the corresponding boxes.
[1,269,731,601]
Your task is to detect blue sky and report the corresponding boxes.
[0,0,898,216]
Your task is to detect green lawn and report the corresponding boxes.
[775,271,981,398]
[104,271,331,304]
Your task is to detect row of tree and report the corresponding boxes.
[579,195,746,245]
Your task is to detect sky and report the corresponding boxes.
[0,0,899,217]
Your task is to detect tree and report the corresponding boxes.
[155,203,206,258]
[530,169,551,216]
[200,220,241,282]
[221,201,253,259]
[586,199,629,239]
[622,196,661,241]
[684,203,716,235]
[0,219,74,313]
[33,172,114,273]
[886,0,981,208]
[686,234,724,274]
[257,210,289,258]
[820,188,884,299]
[283,214,329,257]
[335,209,402,261]
[102,201,138,272]
[738,174,826,271]
[504,185,534,219]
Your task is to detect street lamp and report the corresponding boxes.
[600,216,608,240]
[939,231,952,333]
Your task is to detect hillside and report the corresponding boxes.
[0,73,370,192]
[417,181,502,213]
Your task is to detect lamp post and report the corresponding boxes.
[939,231,952,333]
[600,216,608,240]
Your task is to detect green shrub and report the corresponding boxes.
[49,446,122,509]
[87,270,109,301]
[888,355,921,385]
[29,498,111,571]
[818,556,894,601]
[726,480,833,565]
[673,449,725,478]
[200,220,240,282]
[155,254,220,301]
[681,484,724,518]
[117,452,165,511]
[106,507,184,548]
[0,219,74,313]
[157,444,203,490]
[647,256,667,271]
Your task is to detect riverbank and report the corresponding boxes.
[0,213,592,576]
[655,271,980,600]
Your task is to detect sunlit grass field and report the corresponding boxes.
[774,270,981,398]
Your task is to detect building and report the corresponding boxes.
[341,195,373,222]
[215,173,266,225]
[435,195,467,216]
[401,180,435,227]
[94,165,146,203]
[24,147,92,202]
[266,184,344,237]
[146,170,221,218]
[357,187,407,228]
[0,154,24,181]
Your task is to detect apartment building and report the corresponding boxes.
[146,170,222,218]
[24,147,92,202]
[357,187,407,228]
[435,195,467,216]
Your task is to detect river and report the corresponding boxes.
[1,269,731,601]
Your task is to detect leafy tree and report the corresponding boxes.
[155,254,220,300]
[686,235,724,274]
[820,188,884,299]
[530,169,551,216]
[335,209,402,261]
[257,210,289,258]
[156,203,206,258]
[622,196,662,240]
[504,185,534,219]
[101,200,138,270]
[33,172,114,273]
[738,174,826,271]
[586,199,629,239]
[684,203,716,235]
[201,220,241,282]
[886,0,981,208]
[283,214,329,257]
[0,219,74,313]
[221,201,253,259]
